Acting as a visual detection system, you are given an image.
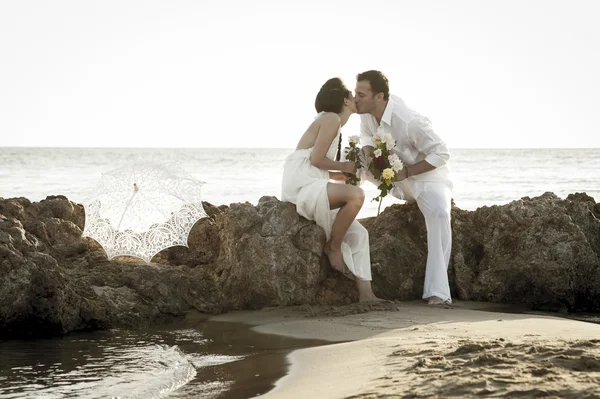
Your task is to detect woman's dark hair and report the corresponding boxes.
[314,78,350,161]
[356,70,390,101]
[314,78,351,114]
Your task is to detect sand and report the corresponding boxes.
[210,301,600,398]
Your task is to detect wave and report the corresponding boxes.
[6,344,196,399]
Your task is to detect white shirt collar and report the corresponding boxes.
[380,96,394,126]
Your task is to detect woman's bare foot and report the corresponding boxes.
[324,242,345,273]
[359,295,388,303]
[356,280,386,303]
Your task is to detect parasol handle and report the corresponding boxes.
[116,183,139,230]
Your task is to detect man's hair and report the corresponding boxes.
[356,70,390,101]
[314,77,351,114]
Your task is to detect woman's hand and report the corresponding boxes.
[340,161,357,174]
[329,172,349,182]
[360,147,378,177]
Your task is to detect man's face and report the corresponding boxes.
[354,81,376,114]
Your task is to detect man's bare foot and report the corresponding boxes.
[428,296,443,305]
[428,296,452,306]
[324,242,345,273]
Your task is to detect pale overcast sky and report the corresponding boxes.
[1,0,599,148]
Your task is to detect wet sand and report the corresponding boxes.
[210,301,600,399]
[161,315,332,398]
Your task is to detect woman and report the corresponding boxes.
[281,78,381,302]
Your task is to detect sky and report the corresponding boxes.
[1,0,599,149]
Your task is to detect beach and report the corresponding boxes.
[2,148,600,397]
[211,302,600,398]
[2,190,599,397]
[3,0,600,396]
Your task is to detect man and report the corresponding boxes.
[355,70,453,305]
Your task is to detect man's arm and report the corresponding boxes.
[402,118,450,178]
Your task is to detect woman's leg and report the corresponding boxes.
[355,280,384,302]
[324,183,364,272]
[344,222,383,301]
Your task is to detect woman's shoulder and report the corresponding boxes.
[316,112,341,126]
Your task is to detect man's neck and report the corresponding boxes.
[371,100,388,125]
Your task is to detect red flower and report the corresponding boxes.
[373,156,388,170]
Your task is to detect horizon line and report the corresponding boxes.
[1,146,599,151]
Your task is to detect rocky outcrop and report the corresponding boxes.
[451,192,600,313]
[1,192,599,339]
[362,192,600,313]
[0,196,355,339]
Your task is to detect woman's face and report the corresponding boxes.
[344,93,358,113]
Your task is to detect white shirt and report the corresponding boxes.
[359,94,452,186]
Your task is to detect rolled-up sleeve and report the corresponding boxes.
[407,118,450,168]
[359,116,375,148]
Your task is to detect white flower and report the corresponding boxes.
[388,153,403,172]
[374,149,382,158]
[373,132,384,144]
[382,133,395,151]
[391,159,404,172]
[348,135,360,145]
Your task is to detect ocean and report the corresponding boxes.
[0,147,599,398]
[0,318,327,399]
[1,148,599,218]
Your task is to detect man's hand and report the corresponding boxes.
[394,167,408,182]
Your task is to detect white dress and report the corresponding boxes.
[281,114,372,281]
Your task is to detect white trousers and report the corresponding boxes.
[413,181,452,302]
[365,174,453,302]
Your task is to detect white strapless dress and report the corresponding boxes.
[281,115,372,281]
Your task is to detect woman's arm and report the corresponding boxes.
[310,113,355,173]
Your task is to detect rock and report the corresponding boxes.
[450,193,600,312]
[0,247,82,338]
[360,202,430,301]
[358,192,600,313]
[0,191,599,339]
[0,195,352,338]
[201,197,354,309]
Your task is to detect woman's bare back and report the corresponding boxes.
[295,113,340,151]
[295,118,322,151]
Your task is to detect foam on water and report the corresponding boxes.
[2,344,196,399]
[0,327,248,399]
[0,321,328,399]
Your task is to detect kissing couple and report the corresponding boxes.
[281,70,454,306]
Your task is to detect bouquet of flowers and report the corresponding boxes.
[368,129,404,215]
[343,135,362,186]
